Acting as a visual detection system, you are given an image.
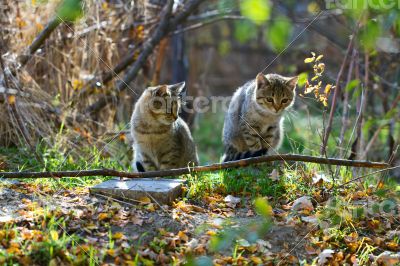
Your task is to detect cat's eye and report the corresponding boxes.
[266,97,273,102]
[281,98,288,104]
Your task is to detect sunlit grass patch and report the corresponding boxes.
[186,164,286,199]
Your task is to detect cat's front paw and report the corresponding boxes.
[136,161,146,172]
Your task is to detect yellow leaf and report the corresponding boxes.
[6,245,20,255]
[316,54,324,61]
[386,241,399,251]
[72,79,83,90]
[304,57,315,63]
[139,197,151,204]
[119,133,126,141]
[36,22,44,32]
[318,63,325,72]
[8,95,16,104]
[98,213,108,221]
[307,2,320,13]
[146,203,156,212]
[177,231,189,242]
[107,249,115,257]
[50,230,59,241]
[324,84,332,95]
[16,17,26,28]
[250,256,263,264]
[113,232,125,240]
[206,230,216,236]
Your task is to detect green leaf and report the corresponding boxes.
[266,16,293,52]
[234,20,257,43]
[345,79,360,92]
[359,20,381,51]
[240,0,271,25]
[384,108,398,119]
[254,197,272,218]
[57,0,84,22]
[218,40,231,56]
[297,72,308,87]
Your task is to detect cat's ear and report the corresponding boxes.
[168,81,186,96]
[286,76,298,90]
[256,73,269,89]
[149,85,168,97]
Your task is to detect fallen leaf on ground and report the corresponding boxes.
[292,196,314,211]
[224,195,241,204]
[318,249,335,265]
[371,251,400,265]
[269,169,280,181]
[138,197,151,204]
[301,215,318,224]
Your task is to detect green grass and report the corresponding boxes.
[186,164,286,200]
[0,143,123,189]
[192,110,225,164]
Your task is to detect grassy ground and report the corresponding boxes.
[0,159,399,265]
[0,110,399,265]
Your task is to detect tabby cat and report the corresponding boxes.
[130,82,199,171]
[222,73,297,162]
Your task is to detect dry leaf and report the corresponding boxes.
[292,196,314,211]
[177,231,189,242]
[113,232,125,240]
[98,213,108,221]
[373,251,400,265]
[139,197,151,204]
[318,249,335,265]
[269,169,279,181]
[8,95,16,104]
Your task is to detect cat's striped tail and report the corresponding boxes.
[221,146,268,162]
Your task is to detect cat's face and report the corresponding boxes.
[255,73,297,114]
[145,82,186,125]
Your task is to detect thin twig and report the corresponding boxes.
[338,48,356,157]
[320,35,354,155]
[333,165,400,190]
[0,154,390,179]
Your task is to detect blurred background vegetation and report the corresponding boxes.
[0,0,399,175]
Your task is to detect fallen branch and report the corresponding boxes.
[0,154,390,179]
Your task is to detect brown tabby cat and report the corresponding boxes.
[130,82,199,171]
[222,73,297,162]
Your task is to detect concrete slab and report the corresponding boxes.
[89,178,185,205]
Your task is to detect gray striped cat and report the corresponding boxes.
[222,73,297,162]
[130,82,199,172]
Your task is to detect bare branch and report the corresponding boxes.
[18,17,61,67]
[84,0,205,115]
[321,35,354,155]
[0,154,390,179]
